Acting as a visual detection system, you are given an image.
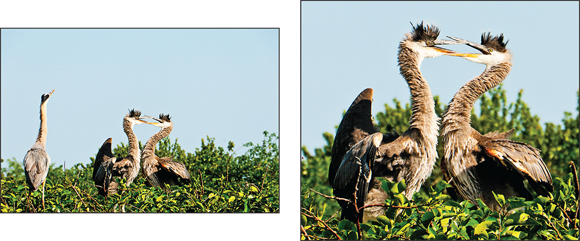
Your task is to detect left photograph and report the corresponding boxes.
[1,29,279,213]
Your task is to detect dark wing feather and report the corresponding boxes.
[329,88,376,187]
[482,139,553,195]
[94,156,116,196]
[23,145,51,191]
[93,138,113,181]
[158,157,192,183]
[333,132,382,223]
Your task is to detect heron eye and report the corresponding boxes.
[488,48,494,52]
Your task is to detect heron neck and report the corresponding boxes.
[123,119,141,163]
[443,62,512,130]
[397,46,439,138]
[143,125,173,158]
[35,102,48,147]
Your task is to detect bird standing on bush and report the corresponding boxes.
[141,113,191,190]
[93,109,148,196]
[440,33,553,211]
[23,89,55,210]
[330,22,461,223]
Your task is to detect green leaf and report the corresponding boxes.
[507,197,526,210]
[505,213,531,226]
[460,227,470,240]
[376,215,390,225]
[533,196,550,205]
[338,219,355,230]
[421,211,435,227]
[465,218,480,228]
[493,192,505,208]
[474,221,493,235]
[443,199,462,208]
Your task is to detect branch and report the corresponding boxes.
[75,184,105,212]
[543,213,564,240]
[301,207,342,240]
[300,225,310,240]
[309,188,352,203]
[127,203,145,213]
[260,165,270,193]
[569,161,579,221]
[554,200,575,229]
[358,202,428,212]
[70,185,87,210]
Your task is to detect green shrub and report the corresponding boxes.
[301,86,579,239]
[1,131,279,213]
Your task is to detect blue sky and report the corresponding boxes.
[1,29,279,168]
[302,1,579,152]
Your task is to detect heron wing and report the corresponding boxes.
[482,128,515,139]
[329,88,377,187]
[481,139,553,195]
[94,156,115,185]
[333,132,382,222]
[112,157,135,179]
[93,138,114,181]
[94,156,116,196]
[374,131,415,182]
[158,157,192,182]
[23,145,51,191]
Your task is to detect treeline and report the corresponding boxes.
[1,131,279,213]
[301,86,579,240]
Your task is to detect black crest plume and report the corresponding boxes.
[481,32,509,53]
[410,21,440,42]
[159,113,171,122]
[128,109,142,118]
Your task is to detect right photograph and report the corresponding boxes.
[301,2,579,240]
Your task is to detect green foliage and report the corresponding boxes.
[1,131,279,213]
[301,86,579,239]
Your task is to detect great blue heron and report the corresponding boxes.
[440,33,553,211]
[23,89,54,210]
[93,109,148,196]
[141,114,191,190]
[329,22,460,223]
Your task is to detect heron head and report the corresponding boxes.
[40,89,55,104]
[125,109,149,126]
[405,21,463,59]
[445,33,511,66]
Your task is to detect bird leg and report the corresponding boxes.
[26,190,37,213]
[42,180,46,210]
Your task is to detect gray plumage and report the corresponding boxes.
[441,33,553,211]
[329,22,457,223]
[23,89,54,210]
[141,114,191,191]
[93,109,145,196]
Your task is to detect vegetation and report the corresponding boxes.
[301,86,579,240]
[1,131,279,213]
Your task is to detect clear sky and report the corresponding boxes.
[302,1,579,151]
[1,29,279,167]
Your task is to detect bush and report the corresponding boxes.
[1,131,279,213]
[301,86,579,239]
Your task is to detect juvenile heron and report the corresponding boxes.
[141,114,191,190]
[23,89,55,210]
[440,33,553,211]
[330,22,460,223]
[93,109,148,196]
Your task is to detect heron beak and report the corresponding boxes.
[431,39,462,56]
[445,36,491,57]
[140,114,163,123]
[133,115,156,125]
